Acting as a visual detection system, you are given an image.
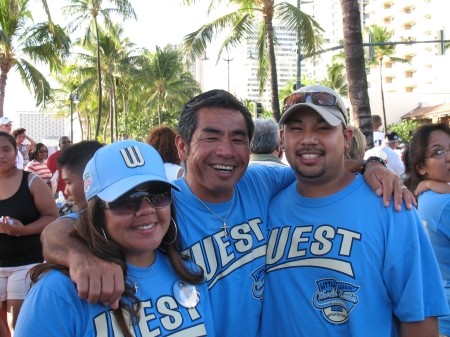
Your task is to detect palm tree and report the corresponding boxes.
[0,0,71,117]
[339,0,372,146]
[182,0,323,121]
[135,46,201,126]
[62,0,136,139]
[320,63,348,98]
[366,24,408,129]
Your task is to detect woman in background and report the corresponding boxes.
[25,143,52,189]
[147,126,184,181]
[408,123,450,337]
[11,128,36,168]
[0,132,58,336]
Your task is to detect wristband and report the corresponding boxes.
[361,156,386,175]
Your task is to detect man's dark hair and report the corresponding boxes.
[177,90,254,150]
[57,140,103,177]
[58,136,70,147]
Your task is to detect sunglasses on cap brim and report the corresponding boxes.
[282,92,346,119]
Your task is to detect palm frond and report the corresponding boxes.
[276,2,324,58]
[15,58,52,107]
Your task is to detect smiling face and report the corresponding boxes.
[417,130,450,183]
[176,107,251,202]
[36,145,48,163]
[103,183,171,266]
[282,107,353,197]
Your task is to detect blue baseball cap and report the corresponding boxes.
[83,140,180,202]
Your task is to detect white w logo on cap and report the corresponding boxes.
[120,146,145,168]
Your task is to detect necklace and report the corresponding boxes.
[193,190,235,237]
[128,262,156,294]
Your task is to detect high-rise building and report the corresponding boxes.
[364,0,450,123]
[303,0,345,82]
[15,111,66,144]
[232,21,298,110]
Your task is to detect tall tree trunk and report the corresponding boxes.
[103,108,110,142]
[77,111,84,140]
[379,59,387,130]
[264,6,281,121]
[0,61,12,118]
[110,92,113,143]
[340,0,373,148]
[113,81,118,140]
[87,116,91,140]
[122,92,127,129]
[93,16,103,140]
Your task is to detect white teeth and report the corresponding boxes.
[135,224,155,230]
[212,164,233,171]
[301,154,320,159]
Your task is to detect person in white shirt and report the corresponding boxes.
[382,132,405,176]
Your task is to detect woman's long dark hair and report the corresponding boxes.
[405,123,450,192]
[407,123,450,182]
[29,189,204,337]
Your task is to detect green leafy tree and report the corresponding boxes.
[135,46,201,126]
[0,0,71,117]
[319,63,348,98]
[63,0,137,139]
[182,0,324,121]
[387,119,419,143]
[366,24,409,129]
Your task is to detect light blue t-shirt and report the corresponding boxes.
[262,174,449,337]
[173,165,295,337]
[15,250,215,336]
[418,190,450,336]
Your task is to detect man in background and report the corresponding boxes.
[47,136,72,197]
[249,118,287,167]
[57,140,103,213]
[0,117,12,134]
[382,131,405,177]
[372,114,385,147]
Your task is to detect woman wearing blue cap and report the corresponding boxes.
[15,141,215,337]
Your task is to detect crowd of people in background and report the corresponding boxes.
[0,85,449,337]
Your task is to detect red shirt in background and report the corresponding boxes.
[46,150,66,197]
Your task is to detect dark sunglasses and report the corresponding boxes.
[282,92,346,117]
[38,150,48,154]
[61,141,72,145]
[100,189,172,216]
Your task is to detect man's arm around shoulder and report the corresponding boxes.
[41,217,124,309]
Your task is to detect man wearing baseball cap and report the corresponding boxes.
[382,131,405,176]
[261,84,448,336]
[0,117,13,133]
